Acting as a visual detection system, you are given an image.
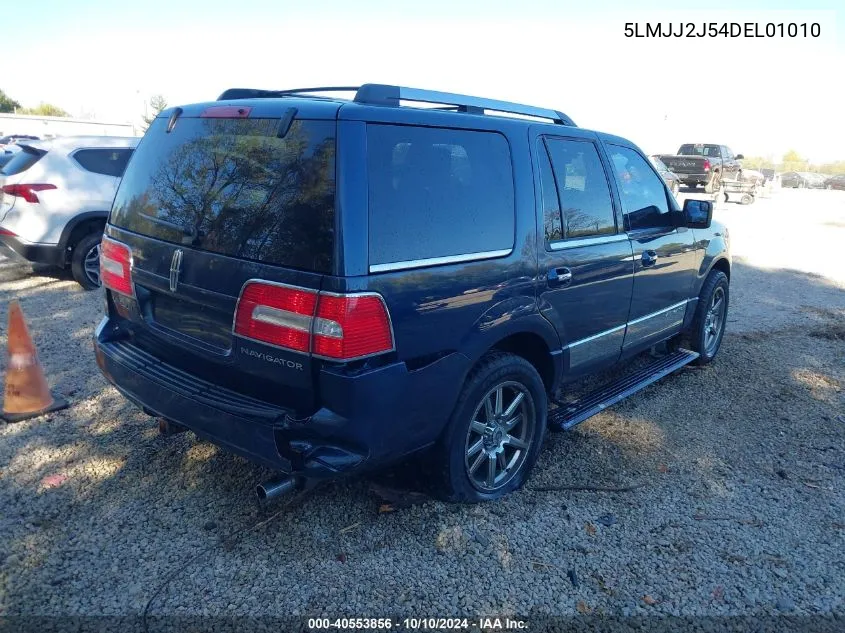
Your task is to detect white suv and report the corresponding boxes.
[0,135,139,289]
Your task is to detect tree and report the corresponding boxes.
[141,94,169,130]
[0,89,21,113]
[781,149,806,173]
[782,149,803,164]
[18,103,70,117]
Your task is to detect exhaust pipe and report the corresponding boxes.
[256,477,297,503]
[158,417,188,436]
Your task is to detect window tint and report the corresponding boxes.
[678,144,721,157]
[110,118,336,273]
[545,138,615,239]
[607,145,672,230]
[538,142,562,242]
[367,124,514,266]
[74,148,134,177]
[0,146,44,176]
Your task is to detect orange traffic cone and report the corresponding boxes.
[2,300,68,423]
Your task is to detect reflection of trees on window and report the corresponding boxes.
[545,138,616,240]
[114,119,336,272]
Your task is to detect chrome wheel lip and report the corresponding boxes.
[83,243,101,287]
[464,380,534,493]
[703,286,726,355]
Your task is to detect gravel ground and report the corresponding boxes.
[1,188,843,629]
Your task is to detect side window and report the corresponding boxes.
[722,146,733,160]
[367,124,514,267]
[538,141,562,243]
[74,148,134,177]
[545,138,616,239]
[607,145,672,231]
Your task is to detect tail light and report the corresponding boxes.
[234,282,394,362]
[1,183,57,203]
[100,237,133,297]
[702,160,711,172]
[0,227,18,237]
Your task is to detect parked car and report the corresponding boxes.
[824,174,845,190]
[0,135,138,288]
[93,84,730,502]
[780,172,808,188]
[649,155,680,194]
[760,168,776,184]
[656,144,743,193]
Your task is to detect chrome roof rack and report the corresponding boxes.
[217,84,576,126]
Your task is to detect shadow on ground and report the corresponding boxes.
[0,254,843,619]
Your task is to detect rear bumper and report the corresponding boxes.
[0,233,65,266]
[93,317,470,478]
[679,173,711,185]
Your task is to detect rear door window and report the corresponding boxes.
[74,148,134,177]
[544,138,616,239]
[366,124,514,268]
[0,146,45,176]
[109,117,336,273]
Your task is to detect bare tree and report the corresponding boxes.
[141,94,169,131]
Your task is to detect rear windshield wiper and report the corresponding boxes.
[139,214,200,245]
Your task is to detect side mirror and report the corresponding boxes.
[735,153,744,160]
[684,199,713,229]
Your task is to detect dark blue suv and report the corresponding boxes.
[93,84,730,502]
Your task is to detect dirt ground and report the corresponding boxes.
[0,186,843,630]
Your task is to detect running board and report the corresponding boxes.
[549,348,699,431]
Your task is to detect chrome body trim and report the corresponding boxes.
[623,300,689,349]
[548,233,629,251]
[566,324,626,369]
[563,299,695,368]
[369,249,512,273]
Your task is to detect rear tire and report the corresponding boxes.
[70,232,103,290]
[689,270,729,365]
[433,352,547,502]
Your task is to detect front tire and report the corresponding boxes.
[434,352,547,502]
[70,232,103,290]
[689,270,729,365]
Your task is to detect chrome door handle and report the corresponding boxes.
[641,251,658,267]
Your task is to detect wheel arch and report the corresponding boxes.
[710,256,731,282]
[460,301,563,397]
[58,211,109,262]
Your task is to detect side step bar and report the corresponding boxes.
[549,348,699,431]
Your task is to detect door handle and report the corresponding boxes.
[641,251,658,267]
[547,267,573,286]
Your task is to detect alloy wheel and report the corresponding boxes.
[464,381,535,492]
[83,243,101,287]
[703,286,726,355]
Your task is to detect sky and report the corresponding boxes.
[2,0,843,162]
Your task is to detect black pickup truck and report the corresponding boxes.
[657,144,743,193]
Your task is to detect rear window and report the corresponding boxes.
[110,116,336,273]
[74,148,134,177]
[678,144,720,157]
[0,146,45,176]
[366,124,514,268]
